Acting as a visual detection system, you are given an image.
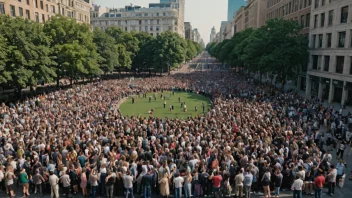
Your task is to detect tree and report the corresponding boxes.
[116,44,132,72]
[185,40,197,62]
[132,32,156,73]
[93,28,118,74]
[105,27,139,60]
[44,15,101,86]
[153,31,187,74]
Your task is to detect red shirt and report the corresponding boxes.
[212,175,223,187]
[314,175,325,188]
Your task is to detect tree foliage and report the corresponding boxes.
[207,18,308,88]
[0,15,202,93]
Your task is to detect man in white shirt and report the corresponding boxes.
[291,176,304,198]
[173,173,184,198]
[48,170,59,198]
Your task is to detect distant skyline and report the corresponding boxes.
[94,0,228,44]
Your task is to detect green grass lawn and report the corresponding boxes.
[119,91,211,119]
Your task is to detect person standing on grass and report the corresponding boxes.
[291,175,304,198]
[314,171,325,198]
[164,101,166,108]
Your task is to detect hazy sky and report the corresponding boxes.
[94,0,229,44]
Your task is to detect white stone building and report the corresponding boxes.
[90,0,185,37]
[305,0,352,105]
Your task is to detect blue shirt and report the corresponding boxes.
[244,173,253,186]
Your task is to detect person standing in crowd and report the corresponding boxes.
[159,173,170,198]
[209,170,222,197]
[49,170,59,198]
[173,172,184,198]
[60,170,71,198]
[184,171,192,198]
[142,168,154,198]
[336,160,345,184]
[291,175,304,198]
[235,169,244,198]
[274,169,283,198]
[80,168,88,197]
[19,167,30,198]
[336,141,346,159]
[32,170,45,196]
[262,168,271,198]
[327,165,337,196]
[89,169,99,198]
[243,168,253,198]
[5,166,16,198]
[105,170,115,198]
[123,170,134,198]
[314,171,325,198]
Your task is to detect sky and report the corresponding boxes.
[94,0,229,44]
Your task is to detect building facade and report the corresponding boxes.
[228,0,246,21]
[184,22,193,40]
[266,0,311,35]
[210,26,216,43]
[219,21,228,42]
[305,0,352,105]
[224,20,235,39]
[233,0,267,34]
[90,0,185,37]
[193,28,201,43]
[0,0,91,24]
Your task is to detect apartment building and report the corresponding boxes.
[184,22,193,40]
[305,0,352,105]
[0,0,91,24]
[233,0,267,34]
[91,0,185,37]
[266,0,312,35]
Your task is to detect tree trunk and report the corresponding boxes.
[56,76,60,87]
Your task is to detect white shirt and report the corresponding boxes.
[173,176,184,188]
[291,178,304,190]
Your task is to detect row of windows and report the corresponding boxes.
[93,12,171,18]
[268,0,312,9]
[313,6,350,28]
[2,3,89,23]
[267,0,311,18]
[93,19,177,26]
[98,27,177,37]
[312,55,352,75]
[311,30,352,48]
[314,0,335,9]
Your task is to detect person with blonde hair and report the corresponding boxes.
[159,172,170,198]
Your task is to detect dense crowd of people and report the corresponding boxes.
[0,60,351,198]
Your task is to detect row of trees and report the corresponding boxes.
[0,15,202,92]
[206,18,308,88]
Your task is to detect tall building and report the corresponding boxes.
[91,0,185,37]
[305,0,352,105]
[266,0,311,35]
[210,26,216,43]
[227,0,246,21]
[233,0,267,33]
[220,21,228,42]
[224,20,235,40]
[184,22,193,40]
[193,28,201,43]
[0,0,92,24]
